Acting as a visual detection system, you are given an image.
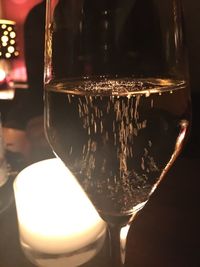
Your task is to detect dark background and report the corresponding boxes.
[182,0,200,157]
[183,0,200,94]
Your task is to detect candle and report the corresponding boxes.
[14,158,106,258]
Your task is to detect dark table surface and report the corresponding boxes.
[0,153,200,267]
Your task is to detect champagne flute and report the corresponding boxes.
[44,0,191,266]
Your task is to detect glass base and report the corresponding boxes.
[21,228,106,267]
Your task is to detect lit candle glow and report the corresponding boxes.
[14,158,106,255]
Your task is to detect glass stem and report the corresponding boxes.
[107,222,131,267]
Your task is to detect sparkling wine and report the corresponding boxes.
[45,78,190,220]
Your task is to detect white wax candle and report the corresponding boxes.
[14,158,106,254]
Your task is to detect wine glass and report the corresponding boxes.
[44,0,191,266]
